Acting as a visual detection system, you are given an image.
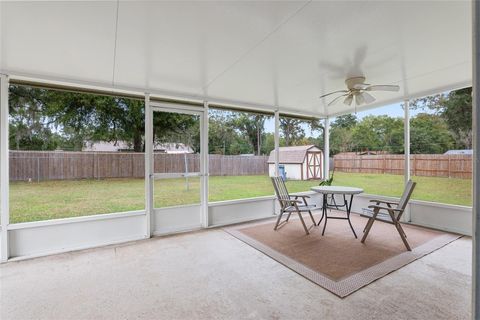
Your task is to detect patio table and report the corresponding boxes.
[310,186,363,238]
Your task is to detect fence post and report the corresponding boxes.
[383,154,386,174]
[94,152,97,179]
[37,157,40,182]
[97,153,100,180]
[448,154,451,178]
[130,153,133,178]
[412,155,415,176]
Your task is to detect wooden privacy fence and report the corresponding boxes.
[334,154,472,179]
[9,151,269,181]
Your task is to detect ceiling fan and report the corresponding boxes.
[320,76,400,107]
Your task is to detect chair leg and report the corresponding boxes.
[361,209,379,243]
[285,211,293,222]
[361,219,374,243]
[394,221,411,251]
[297,211,309,235]
[386,211,411,251]
[307,210,316,225]
[274,210,285,231]
[363,215,375,233]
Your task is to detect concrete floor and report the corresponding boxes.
[0,228,472,320]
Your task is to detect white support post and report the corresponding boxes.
[201,101,209,228]
[144,93,153,238]
[323,117,330,180]
[472,0,479,317]
[403,99,411,222]
[0,74,9,262]
[274,110,280,177]
[404,100,411,185]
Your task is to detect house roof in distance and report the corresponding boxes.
[444,149,473,155]
[267,145,322,164]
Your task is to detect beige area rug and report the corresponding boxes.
[225,212,461,298]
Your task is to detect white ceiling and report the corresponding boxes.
[0,1,472,117]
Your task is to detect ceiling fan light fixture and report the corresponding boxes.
[355,93,365,105]
[320,76,400,107]
[344,95,353,106]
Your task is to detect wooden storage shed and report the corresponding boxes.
[267,145,323,180]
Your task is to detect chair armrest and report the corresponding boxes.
[369,199,399,206]
[368,204,403,212]
[290,194,310,199]
[279,199,302,205]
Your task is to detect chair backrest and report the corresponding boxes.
[396,180,416,218]
[271,176,290,206]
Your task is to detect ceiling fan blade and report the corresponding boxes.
[365,85,400,92]
[355,93,365,105]
[319,90,349,99]
[361,92,376,104]
[353,83,370,90]
[344,95,354,106]
[327,94,349,106]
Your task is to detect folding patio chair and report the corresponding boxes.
[271,176,317,235]
[361,180,416,251]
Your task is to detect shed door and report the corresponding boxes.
[306,152,322,179]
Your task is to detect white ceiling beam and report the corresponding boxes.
[5,70,325,119]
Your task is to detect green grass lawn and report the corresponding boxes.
[8,172,472,223]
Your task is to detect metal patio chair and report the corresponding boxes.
[271,176,317,235]
[361,180,417,251]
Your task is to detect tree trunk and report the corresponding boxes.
[132,129,142,152]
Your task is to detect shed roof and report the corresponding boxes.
[267,145,321,164]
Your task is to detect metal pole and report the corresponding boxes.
[0,74,9,262]
[144,93,153,238]
[201,101,209,228]
[323,117,330,180]
[472,0,480,317]
[404,99,411,222]
[184,153,189,191]
[274,110,280,177]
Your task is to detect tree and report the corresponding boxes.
[45,89,115,150]
[261,132,275,155]
[9,84,201,152]
[208,110,239,155]
[331,114,357,129]
[234,114,266,155]
[106,98,145,152]
[9,85,67,150]
[280,117,305,146]
[410,87,472,149]
[329,127,354,155]
[329,114,358,155]
[352,116,404,153]
[279,117,323,147]
[410,113,455,154]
